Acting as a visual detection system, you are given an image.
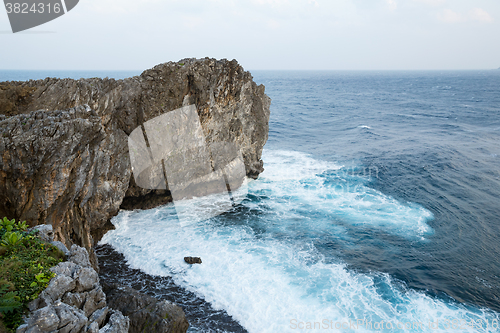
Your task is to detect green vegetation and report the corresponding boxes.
[0,218,64,332]
[0,285,21,316]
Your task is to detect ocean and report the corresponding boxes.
[1,69,499,332]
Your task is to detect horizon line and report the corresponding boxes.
[0,68,498,72]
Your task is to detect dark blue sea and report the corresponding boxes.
[2,69,500,332]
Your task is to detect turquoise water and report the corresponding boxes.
[3,70,500,332]
[103,70,500,332]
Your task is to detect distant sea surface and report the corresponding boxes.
[0,70,141,81]
[2,69,500,332]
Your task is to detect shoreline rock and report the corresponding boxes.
[103,283,189,333]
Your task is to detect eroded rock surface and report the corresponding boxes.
[0,58,270,260]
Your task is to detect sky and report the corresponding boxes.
[0,0,499,70]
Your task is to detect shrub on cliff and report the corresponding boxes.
[0,218,64,332]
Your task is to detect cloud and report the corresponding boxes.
[470,7,494,23]
[266,19,281,29]
[413,0,446,7]
[251,0,288,6]
[181,15,205,29]
[308,0,319,7]
[437,7,494,24]
[437,8,463,23]
[386,0,397,12]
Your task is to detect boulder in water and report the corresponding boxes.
[184,257,202,264]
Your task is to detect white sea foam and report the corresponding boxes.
[101,150,498,333]
[257,150,433,239]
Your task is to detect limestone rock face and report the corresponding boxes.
[0,58,271,258]
[0,106,130,265]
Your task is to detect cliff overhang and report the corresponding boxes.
[0,58,271,265]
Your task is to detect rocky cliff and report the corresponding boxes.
[0,58,271,265]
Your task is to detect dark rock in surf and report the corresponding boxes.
[184,256,202,264]
[103,283,189,333]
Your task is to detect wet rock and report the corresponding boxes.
[104,283,189,333]
[184,256,202,264]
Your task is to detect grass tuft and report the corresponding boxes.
[0,218,63,332]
